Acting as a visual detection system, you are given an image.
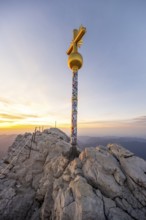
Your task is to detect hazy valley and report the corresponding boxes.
[78,136,146,160]
[0,134,17,158]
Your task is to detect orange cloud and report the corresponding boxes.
[0,113,39,120]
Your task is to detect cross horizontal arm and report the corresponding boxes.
[66,26,86,55]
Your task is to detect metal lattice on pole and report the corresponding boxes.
[71,70,78,146]
[66,25,86,153]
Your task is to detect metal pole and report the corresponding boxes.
[71,70,78,146]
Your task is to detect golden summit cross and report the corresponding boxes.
[66,25,86,151]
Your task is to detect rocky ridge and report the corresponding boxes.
[0,128,146,220]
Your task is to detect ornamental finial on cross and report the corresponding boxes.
[67,25,86,71]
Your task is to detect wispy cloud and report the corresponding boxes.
[0,97,13,105]
[0,120,15,123]
[78,116,146,127]
[0,113,39,120]
[131,116,146,124]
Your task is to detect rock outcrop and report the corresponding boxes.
[0,128,146,220]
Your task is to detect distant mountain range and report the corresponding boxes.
[78,136,146,160]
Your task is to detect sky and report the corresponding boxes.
[0,0,146,137]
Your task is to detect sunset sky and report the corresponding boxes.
[0,0,146,137]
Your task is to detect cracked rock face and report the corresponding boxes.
[0,129,146,220]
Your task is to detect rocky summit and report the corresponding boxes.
[0,128,146,220]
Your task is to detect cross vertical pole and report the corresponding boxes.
[71,70,78,147]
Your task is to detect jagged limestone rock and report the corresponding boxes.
[0,129,146,220]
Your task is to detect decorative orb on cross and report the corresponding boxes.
[66,25,86,149]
